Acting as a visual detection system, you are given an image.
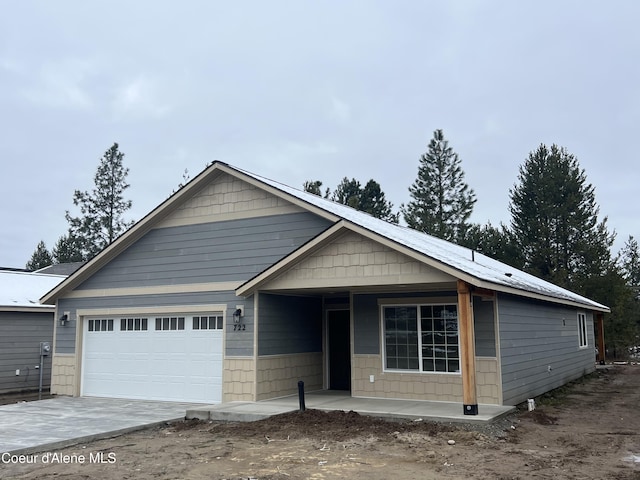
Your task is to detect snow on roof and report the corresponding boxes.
[237,166,608,311]
[0,271,67,309]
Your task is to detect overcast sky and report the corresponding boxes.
[1,1,638,268]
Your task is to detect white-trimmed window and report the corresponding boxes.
[193,315,223,330]
[383,304,460,373]
[155,316,185,331]
[120,318,148,331]
[577,312,588,348]
[88,319,114,332]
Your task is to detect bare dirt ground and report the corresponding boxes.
[2,365,640,480]
[0,391,52,406]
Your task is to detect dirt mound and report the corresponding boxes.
[209,409,455,442]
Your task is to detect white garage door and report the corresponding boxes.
[82,314,223,403]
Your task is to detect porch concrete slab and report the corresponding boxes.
[187,391,515,424]
[186,401,295,422]
[0,397,206,455]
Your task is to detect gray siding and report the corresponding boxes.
[0,311,53,393]
[226,295,255,357]
[258,293,322,355]
[498,293,596,405]
[353,294,380,354]
[56,212,332,356]
[56,292,255,357]
[473,297,496,357]
[77,213,331,290]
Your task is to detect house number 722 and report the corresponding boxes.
[233,324,246,331]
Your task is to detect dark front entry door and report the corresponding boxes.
[328,310,351,391]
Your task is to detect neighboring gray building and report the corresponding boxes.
[0,271,66,394]
[41,162,609,414]
[36,262,85,276]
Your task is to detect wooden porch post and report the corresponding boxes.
[457,280,478,415]
[595,312,606,365]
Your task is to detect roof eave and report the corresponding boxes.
[468,278,610,313]
[1,305,55,313]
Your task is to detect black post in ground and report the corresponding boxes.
[298,380,306,412]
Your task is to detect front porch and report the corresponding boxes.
[187,390,515,424]
[233,223,503,414]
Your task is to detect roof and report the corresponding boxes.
[40,161,610,312]
[35,262,85,276]
[1,271,67,312]
[235,166,609,312]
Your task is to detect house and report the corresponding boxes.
[41,162,609,414]
[0,270,67,394]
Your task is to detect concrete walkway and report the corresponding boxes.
[0,394,515,456]
[187,390,515,424]
[0,397,206,455]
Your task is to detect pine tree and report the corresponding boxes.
[303,180,330,198]
[25,240,53,271]
[65,143,134,260]
[402,129,476,241]
[359,180,399,223]
[332,177,362,209]
[619,235,640,290]
[305,178,398,223]
[51,234,85,264]
[509,144,614,290]
[581,265,639,359]
[458,222,524,269]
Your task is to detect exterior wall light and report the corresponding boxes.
[59,314,68,326]
[233,306,244,324]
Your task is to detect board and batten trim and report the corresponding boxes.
[62,281,243,299]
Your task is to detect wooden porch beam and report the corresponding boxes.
[457,279,478,415]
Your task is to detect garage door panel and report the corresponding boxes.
[82,314,223,403]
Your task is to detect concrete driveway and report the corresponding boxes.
[0,397,204,455]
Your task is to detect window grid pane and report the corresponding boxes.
[384,306,419,371]
[578,313,588,347]
[155,317,185,331]
[419,304,459,373]
[120,318,148,332]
